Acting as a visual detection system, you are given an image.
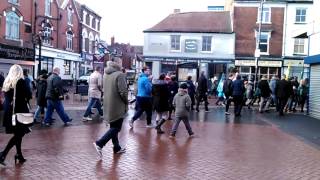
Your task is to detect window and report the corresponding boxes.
[170,35,180,50]
[202,36,212,52]
[41,57,54,72]
[258,7,271,23]
[66,31,73,50]
[89,39,92,53]
[92,18,96,29]
[64,60,71,75]
[92,40,96,53]
[6,11,20,40]
[294,38,305,54]
[85,38,89,52]
[258,32,270,53]
[45,0,51,16]
[67,8,73,25]
[98,21,100,31]
[296,8,306,23]
[86,14,90,25]
[42,24,52,45]
[8,0,18,4]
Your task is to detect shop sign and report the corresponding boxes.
[258,60,282,67]
[81,52,93,61]
[235,60,255,66]
[185,39,198,53]
[56,53,65,59]
[0,43,34,60]
[283,60,304,67]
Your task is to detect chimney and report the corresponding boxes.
[111,36,115,46]
[174,9,180,14]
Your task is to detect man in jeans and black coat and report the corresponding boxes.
[258,75,272,113]
[196,71,209,112]
[232,75,245,117]
[275,75,292,116]
[223,74,234,115]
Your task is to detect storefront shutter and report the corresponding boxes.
[310,65,320,119]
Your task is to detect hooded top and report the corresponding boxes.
[173,88,192,118]
[103,61,128,123]
[137,73,152,97]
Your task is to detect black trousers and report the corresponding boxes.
[1,132,25,159]
[196,93,208,110]
[278,97,288,115]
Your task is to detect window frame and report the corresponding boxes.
[202,36,212,52]
[64,60,71,75]
[45,0,51,17]
[66,31,73,50]
[295,8,307,23]
[257,7,271,24]
[67,8,73,25]
[256,31,270,55]
[42,24,52,45]
[293,38,305,54]
[170,35,181,51]
[5,11,20,40]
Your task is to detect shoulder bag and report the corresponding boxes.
[11,84,33,126]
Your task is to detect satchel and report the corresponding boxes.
[11,84,33,126]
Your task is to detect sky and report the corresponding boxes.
[76,0,225,46]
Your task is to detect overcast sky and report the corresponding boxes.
[76,0,224,46]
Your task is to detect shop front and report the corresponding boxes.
[283,59,309,80]
[80,52,93,76]
[235,59,282,80]
[0,43,34,76]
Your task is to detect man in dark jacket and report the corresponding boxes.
[275,75,292,116]
[223,74,234,115]
[196,71,209,112]
[232,75,245,116]
[186,76,196,110]
[167,75,179,119]
[34,70,48,123]
[258,75,272,113]
[44,67,72,126]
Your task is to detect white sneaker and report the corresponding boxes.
[225,112,230,115]
[146,124,155,128]
[129,120,134,128]
[93,142,102,158]
[115,148,126,154]
[83,116,92,121]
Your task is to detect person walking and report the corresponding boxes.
[83,66,103,121]
[152,74,170,134]
[269,75,279,109]
[298,79,309,113]
[232,75,245,117]
[167,75,178,120]
[129,67,153,128]
[93,60,128,158]
[196,71,209,112]
[275,75,292,116]
[245,79,254,109]
[223,74,234,115]
[0,65,32,166]
[43,67,72,126]
[34,70,48,123]
[258,75,272,113]
[169,83,194,138]
[215,76,225,106]
[186,76,196,110]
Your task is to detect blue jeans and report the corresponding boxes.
[96,118,123,152]
[132,97,152,125]
[83,98,103,117]
[44,99,71,124]
[34,106,46,121]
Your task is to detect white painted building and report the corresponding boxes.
[143,11,235,81]
[282,0,313,79]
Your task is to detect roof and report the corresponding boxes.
[144,11,233,33]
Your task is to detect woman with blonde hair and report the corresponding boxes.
[0,64,32,166]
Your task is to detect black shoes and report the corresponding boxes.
[0,152,6,166]
[14,154,26,164]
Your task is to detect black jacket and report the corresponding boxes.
[197,75,208,94]
[275,79,292,99]
[36,77,47,107]
[186,80,196,96]
[152,80,170,112]
[3,78,32,134]
[45,73,65,101]
[258,79,271,97]
[223,79,233,97]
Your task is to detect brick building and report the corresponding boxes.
[0,0,34,75]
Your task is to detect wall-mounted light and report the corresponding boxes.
[3,11,6,17]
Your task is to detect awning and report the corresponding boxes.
[304,54,320,64]
[294,32,308,38]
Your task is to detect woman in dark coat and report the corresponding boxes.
[152,74,170,134]
[34,70,48,123]
[167,75,179,120]
[0,64,32,166]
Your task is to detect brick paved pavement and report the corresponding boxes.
[1,104,320,179]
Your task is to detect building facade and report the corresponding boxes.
[0,0,34,75]
[143,11,235,81]
[233,0,285,80]
[77,3,101,76]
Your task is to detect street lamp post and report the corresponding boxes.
[254,0,265,90]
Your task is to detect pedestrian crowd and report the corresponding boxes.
[0,62,310,166]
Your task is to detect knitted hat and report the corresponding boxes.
[179,83,188,89]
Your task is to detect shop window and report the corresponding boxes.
[171,35,180,51]
[8,0,18,4]
[5,11,20,40]
[202,36,212,52]
[64,60,71,75]
[296,8,306,23]
[41,57,54,72]
[294,38,305,54]
[257,7,271,23]
[240,67,250,74]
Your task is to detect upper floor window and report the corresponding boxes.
[6,11,20,40]
[45,0,51,16]
[8,0,18,4]
[296,8,306,23]
[67,8,73,25]
[42,24,52,45]
[257,32,270,54]
[98,21,100,31]
[202,36,212,52]
[66,31,73,50]
[170,35,180,51]
[86,14,90,25]
[294,38,305,54]
[258,7,271,23]
[92,18,96,29]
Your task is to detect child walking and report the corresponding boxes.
[170,83,194,138]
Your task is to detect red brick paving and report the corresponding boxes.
[1,116,320,179]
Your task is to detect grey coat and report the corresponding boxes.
[173,89,191,118]
[103,62,128,123]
